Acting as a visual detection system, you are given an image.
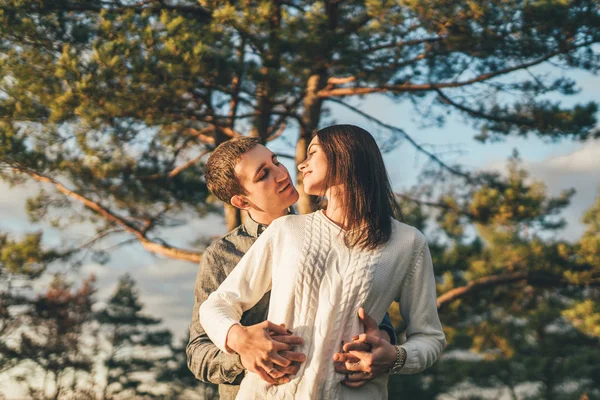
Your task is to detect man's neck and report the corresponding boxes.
[247,208,289,226]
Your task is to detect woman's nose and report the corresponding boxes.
[298,160,306,172]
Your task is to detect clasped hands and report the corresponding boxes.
[225,308,396,387]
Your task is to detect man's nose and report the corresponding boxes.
[275,166,288,182]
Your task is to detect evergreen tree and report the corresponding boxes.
[0,1,599,398]
[14,275,96,399]
[96,274,176,399]
[155,337,218,399]
[389,159,600,399]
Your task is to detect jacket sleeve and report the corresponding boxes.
[379,312,397,345]
[186,245,245,385]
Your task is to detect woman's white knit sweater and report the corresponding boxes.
[200,211,445,399]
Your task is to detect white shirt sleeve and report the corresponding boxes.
[398,240,446,374]
[199,221,277,354]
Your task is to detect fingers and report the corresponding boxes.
[343,334,381,352]
[269,352,293,368]
[254,366,278,385]
[340,341,371,353]
[267,367,287,379]
[279,351,306,363]
[271,335,304,346]
[358,307,379,334]
[332,352,360,364]
[334,357,362,374]
[343,359,364,372]
[273,361,301,376]
[264,321,289,336]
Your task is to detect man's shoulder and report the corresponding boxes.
[205,224,256,255]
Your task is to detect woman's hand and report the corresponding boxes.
[226,321,305,384]
[333,308,397,387]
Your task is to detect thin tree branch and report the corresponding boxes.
[365,36,444,53]
[328,98,475,182]
[267,122,286,142]
[7,1,212,20]
[435,88,537,127]
[318,42,597,98]
[8,163,202,262]
[137,149,211,181]
[396,193,476,217]
[437,272,600,309]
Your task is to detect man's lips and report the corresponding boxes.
[278,181,292,193]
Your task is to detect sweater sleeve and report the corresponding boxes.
[397,240,446,374]
[199,220,277,354]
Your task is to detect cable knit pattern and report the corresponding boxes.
[200,211,446,399]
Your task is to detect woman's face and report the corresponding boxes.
[298,136,328,196]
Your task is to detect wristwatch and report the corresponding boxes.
[388,345,407,374]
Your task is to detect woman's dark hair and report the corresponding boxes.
[316,124,402,250]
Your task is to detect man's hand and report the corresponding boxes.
[333,308,396,387]
[226,321,304,384]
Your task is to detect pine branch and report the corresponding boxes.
[8,163,202,263]
[365,36,444,53]
[137,149,210,181]
[6,0,212,20]
[437,272,600,309]
[328,98,475,182]
[318,41,598,98]
[434,88,537,127]
[396,193,476,218]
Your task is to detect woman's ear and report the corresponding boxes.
[230,194,250,210]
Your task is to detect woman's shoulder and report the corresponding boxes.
[266,213,312,233]
[390,219,427,249]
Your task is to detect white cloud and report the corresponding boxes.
[541,140,600,172]
[485,140,600,240]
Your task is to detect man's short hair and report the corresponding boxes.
[205,137,261,204]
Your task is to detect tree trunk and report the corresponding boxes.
[214,125,242,231]
[296,72,327,214]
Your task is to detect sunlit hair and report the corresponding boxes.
[205,137,261,204]
[316,124,402,250]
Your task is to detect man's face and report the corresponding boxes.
[233,144,299,214]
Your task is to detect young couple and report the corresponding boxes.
[187,125,445,399]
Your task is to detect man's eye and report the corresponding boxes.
[259,170,268,180]
[273,159,280,166]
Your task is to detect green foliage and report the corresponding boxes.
[96,274,169,399]
[0,1,599,398]
[10,275,96,399]
[389,159,600,399]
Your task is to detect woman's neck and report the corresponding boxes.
[324,185,348,230]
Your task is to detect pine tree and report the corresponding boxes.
[389,159,600,399]
[14,275,96,399]
[96,274,176,399]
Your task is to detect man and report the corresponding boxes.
[187,137,400,399]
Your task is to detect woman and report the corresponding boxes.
[200,125,445,399]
